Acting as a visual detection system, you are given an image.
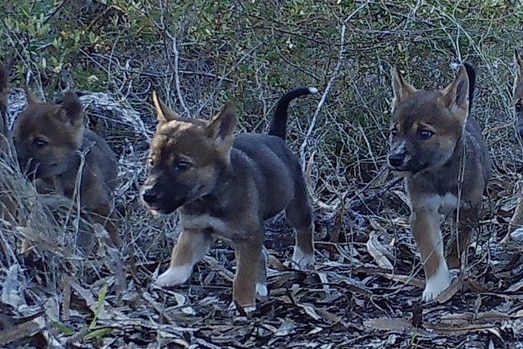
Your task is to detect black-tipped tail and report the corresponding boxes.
[269,87,318,140]
[463,62,476,113]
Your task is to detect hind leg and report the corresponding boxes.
[285,180,315,270]
[291,223,314,270]
[256,248,268,297]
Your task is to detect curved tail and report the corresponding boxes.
[463,62,476,113]
[269,87,318,140]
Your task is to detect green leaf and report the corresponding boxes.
[50,321,76,336]
[84,327,113,341]
[89,284,109,330]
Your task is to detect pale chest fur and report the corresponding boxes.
[180,212,255,240]
[408,191,472,215]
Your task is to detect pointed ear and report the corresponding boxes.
[206,102,237,145]
[391,66,416,111]
[514,49,523,94]
[24,86,41,105]
[152,91,180,124]
[441,65,470,119]
[58,92,84,126]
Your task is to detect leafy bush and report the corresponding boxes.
[2,2,523,345]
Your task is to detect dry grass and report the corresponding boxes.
[2,1,523,348]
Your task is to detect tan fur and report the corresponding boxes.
[507,49,523,242]
[388,63,491,301]
[12,91,121,247]
[142,90,316,309]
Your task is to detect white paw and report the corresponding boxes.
[242,305,256,314]
[292,246,314,270]
[154,264,193,287]
[256,283,268,297]
[422,263,451,301]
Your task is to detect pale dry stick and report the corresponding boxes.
[350,75,386,170]
[143,2,238,117]
[357,124,380,171]
[101,26,127,98]
[0,226,14,265]
[299,1,370,172]
[438,8,513,127]
[62,275,71,321]
[403,0,425,30]
[61,145,90,245]
[348,167,401,212]
[194,44,261,117]
[168,35,190,117]
[441,28,469,264]
[253,62,271,131]
[156,36,191,117]
[146,0,190,117]
[3,29,46,101]
[298,21,346,172]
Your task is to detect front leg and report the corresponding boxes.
[447,206,478,269]
[233,231,264,311]
[411,207,450,301]
[155,229,212,287]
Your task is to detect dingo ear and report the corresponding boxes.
[391,66,417,112]
[24,86,41,105]
[206,102,237,161]
[152,91,180,124]
[206,102,237,143]
[57,92,84,127]
[441,65,470,124]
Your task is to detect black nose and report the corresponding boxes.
[142,187,158,204]
[388,153,406,168]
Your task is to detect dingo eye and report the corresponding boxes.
[390,128,398,137]
[516,103,522,113]
[33,138,49,149]
[175,160,192,171]
[418,129,433,140]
